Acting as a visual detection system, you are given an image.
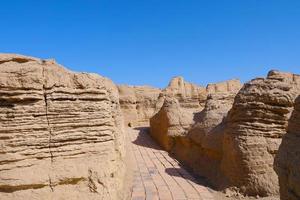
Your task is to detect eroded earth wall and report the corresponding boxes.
[275,95,300,200]
[221,70,300,196]
[0,54,126,200]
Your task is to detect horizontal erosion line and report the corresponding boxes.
[47,97,110,102]
[0,87,108,95]
[46,114,111,119]
[0,184,47,193]
[0,133,113,142]
[1,147,114,163]
[3,138,114,149]
[0,91,110,98]
[0,119,111,125]
[50,136,113,144]
[44,89,108,95]
[0,159,25,165]
[0,123,114,131]
[0,178,86,193]
[0,163,34,172]
[0,129,113,137]
[0,88,42,92]
[228,118,287,125]
[0,98,110,105]
[0,96,42,101]
[31,113,110,118]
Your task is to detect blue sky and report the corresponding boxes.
[1,0,300,88]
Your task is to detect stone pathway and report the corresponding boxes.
[127,127,215,200]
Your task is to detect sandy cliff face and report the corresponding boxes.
[275,96,300,200]
[118,76,206,127]
[185,89,240,186]
[149,71,300,197]
[145,77,220,159]
[0,54,126,200]
[157,76,207,111]
[206,79,241,94]
[150,97,194,151]
[150,79,242,187]
[221,70,300,196]
[118,85,161,126]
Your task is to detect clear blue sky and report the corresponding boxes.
[1,0,300,88]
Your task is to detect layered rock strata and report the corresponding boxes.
[206,79,241,94]
[150,79,242,187]
[274,96,300,200]
[118,77,207,127]
[118,85,161,126]
[157,76,207,112]
[0,54,126,200]
[150,71,300,197]
[150,97,194,151]
[183,91,239,185]
[221,70,300,196]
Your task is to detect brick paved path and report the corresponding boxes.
[127,127,215,200]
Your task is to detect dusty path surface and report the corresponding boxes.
[127,127,215,200]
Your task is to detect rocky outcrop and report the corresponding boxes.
[118,77,206,127]
[150,97,194,151]
[0,54,126,200]
[206,79,241,94]
[118,85,161,126]
[150,79,242,187]
[221,70,300,196]
[184,91,239,185]
[150,71,300,197]
[274,96,300,200]
[157,76,207,111]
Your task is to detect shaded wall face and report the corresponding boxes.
[171,91,239,188]
[275,96,300,200]
[150,86,241,189]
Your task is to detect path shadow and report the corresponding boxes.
[165,167,213,188]
[132,126,215,190]
[132,127,161,150]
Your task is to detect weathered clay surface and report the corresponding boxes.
[184,91,239,185]
[0,54,126,200]
[150,97,194,151]
[144,77,217,155]
[157,76,207,111]
[169,80,241,184]
[150,79,242,187]
[221,70,300,196]
[118,85,161,126]
[274,95,300,200]
[118,77,206,127]
[206,79,242,94]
